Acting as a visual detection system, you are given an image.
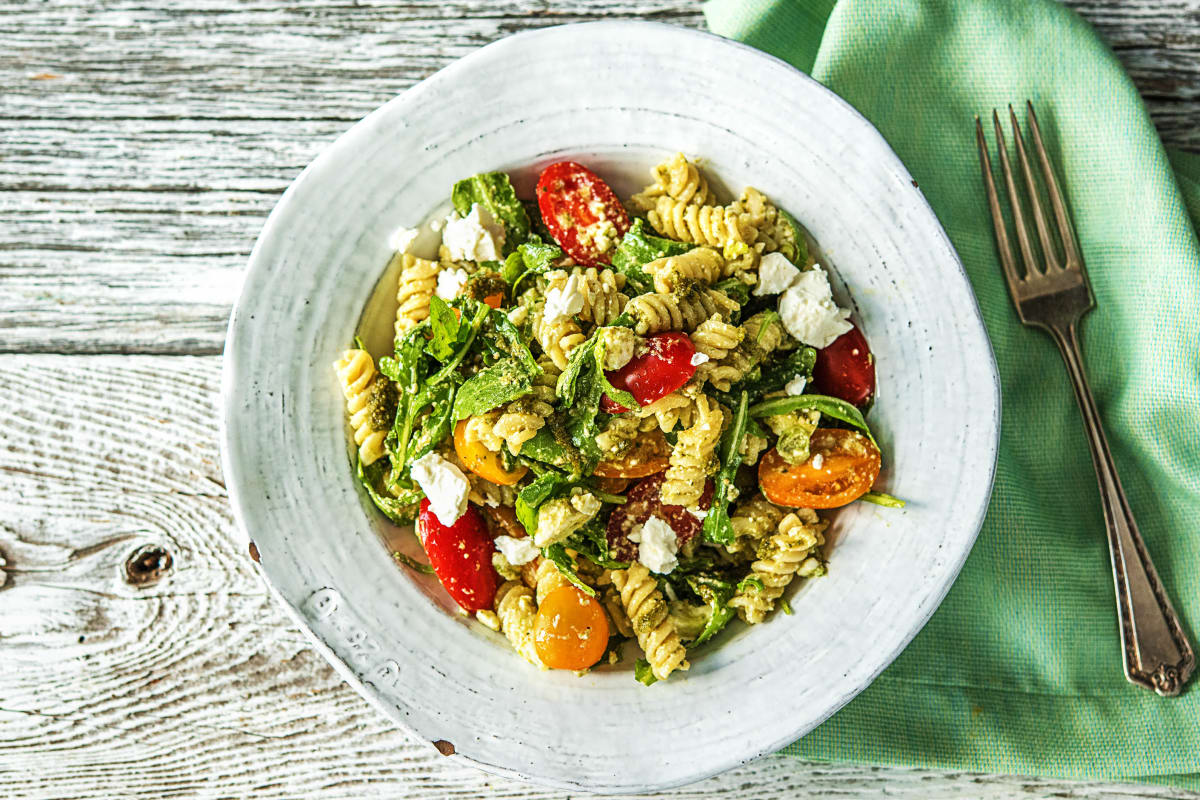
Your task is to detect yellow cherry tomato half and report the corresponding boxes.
[758,428,881,509]
[453,419,527,486]
[533,585,609,670]
[593,429,670,478]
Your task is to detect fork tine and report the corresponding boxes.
[1008,104,1059,271]
[976,116,1023,298]
[1026,100,1082,269]
[992,109,1040,278]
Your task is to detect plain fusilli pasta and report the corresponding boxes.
[333,349,392,466]
[394,253,439,337]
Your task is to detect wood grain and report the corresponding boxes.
[0,0,1198,355]
[2,354,1198,800]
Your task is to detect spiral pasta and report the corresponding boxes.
[395,253,439,337]
[732,187,804,264]
[332,349,393,466]
[690,315,744,361]
[464,408,504,452]
[544,267,628,327]
[661,395,724,507]
[494,580,543,668]
[632,390,694,433]
[647,196,753,256]
[727,494,786,556]
[532,306,586,371]
[625,287,739,335]
[631,152,717,210]
[595,414,642,460]
[643,247,725,294]
[494,394,553,455]
[610,563,689,681]
[731,508,828,624]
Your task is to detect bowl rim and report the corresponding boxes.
[220,19,1001,793]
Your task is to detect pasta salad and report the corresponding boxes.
[333,154,898,683]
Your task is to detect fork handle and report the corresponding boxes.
[1049,321,1195,696]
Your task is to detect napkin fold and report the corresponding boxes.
[705,0,1200,787]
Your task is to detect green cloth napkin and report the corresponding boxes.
[705,0,1200,788]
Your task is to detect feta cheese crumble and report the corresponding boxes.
[387,225,420,254]
[689,352,710,367]
[409,451,469,526]
[441,203,505,262]
[493,535,539,566]
[812,453,825,470]
[435,266,469,300]
[785,375,807,396]
[543,272,586,323]
[752,252,802,296]
[778,265,853,348]
[628,515,679,574]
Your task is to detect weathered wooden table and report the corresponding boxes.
[3,2,1198,798]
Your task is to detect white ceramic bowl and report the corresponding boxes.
[221,21,999,794]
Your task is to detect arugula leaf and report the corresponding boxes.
[861,491,906,508]
[407,383,456,463]
[564,517,628,570]
[748,393,875,445]
[594,336,637,410]
[428,302,490,385]
[703,390,749,545]
[425,296,462,361]
[356,458,422,525]
[393,551,435,574]
[634,658,658,686]
[611,218,691,294]
[737,575,765,593]
[776,207,810,266]
[686,574,737,646]
[377,355,400,382]
[540,542,597,597]
[452,358,533,421]
[518,427,585,474]
[502,236,562,296]
[487,307,540,373]
[515,472,575,535]
[713,277,750,306]
[450,172,530,255]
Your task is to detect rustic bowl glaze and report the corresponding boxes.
[222,22,999,793]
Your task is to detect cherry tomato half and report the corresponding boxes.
[535,161,630,267]
[604,472,713,562]
[758,429,881,509]
[419,499,500,612]
[453,419,527,486]
[811,325,875,407]
[593,429,671,478]
[600,332,697,413]
[533,585,610,670]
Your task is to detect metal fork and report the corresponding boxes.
[975,101,1195,696]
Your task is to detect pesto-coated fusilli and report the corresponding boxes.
[332,349,391,466]
[643,247,725,293]
[730,508,828,624]
[631,152,717,210]
[610,563,689,681]
[625,287,739,335]
[494,580,543,668]
[661,394,724,507]
[545,267,628,326]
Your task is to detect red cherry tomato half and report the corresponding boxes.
[419,499,499,612]
[811,325,875,406]
[600,332,697,413]
[604,473,713,563]
[535,161,630,267]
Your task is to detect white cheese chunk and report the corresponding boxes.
[441,203,505,262]
[494,535,539,566]
[409,451,469,527]
[778,265,853,348]
[689,352,710,366]
[435,267,469,300]
[753,251,802,296]
[628,515,679,575]
[785,375,807,396]
[388,225,420,254]
[543,272,586,323]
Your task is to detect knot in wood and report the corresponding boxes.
[125,544,173,586]
[432,740,456,756]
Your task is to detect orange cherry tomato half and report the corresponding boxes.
[758,428,881,509]
[453,419,527,486]
[482,292,504,309]
[533,585,609,670]
[593,476,631,495]
[593,429,671,478]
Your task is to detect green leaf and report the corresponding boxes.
[777,207,810,266]
[450,172,530,255]
[634,658,658,686]
[610,219,691,294]
[703,390,749,545]
[737,575,766,593]
[356,458,422,525]
[408,383,456,464]
[487,307,540,374]
[393,551,435,574]
[540,543,597,598]
[594,336,637,411]
[452,358,533,421]
[713,277,750,306]
[425,296,462,361]
[749,394,875,445]
[377,355,400,382]
[779,598,794,615]
[518,427,585,474]
[515,472,574,535]
[861,491,906,508]
[754,310,782,345]
[505,237,563,297]
[564,517,629,570]
[428,302,490,386]
[686,574,737,647]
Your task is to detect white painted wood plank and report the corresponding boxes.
[0,0,1198,355]
[1,354,1198,799]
